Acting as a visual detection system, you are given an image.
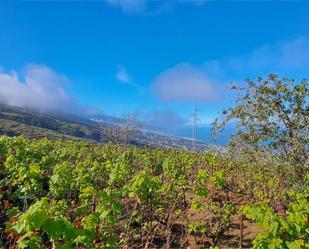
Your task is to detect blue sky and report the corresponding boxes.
[0,1,309,142]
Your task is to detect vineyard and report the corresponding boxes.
[0,136,308,249]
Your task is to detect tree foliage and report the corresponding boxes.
[213,74,309,178]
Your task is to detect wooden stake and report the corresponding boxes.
[239,214,243,249]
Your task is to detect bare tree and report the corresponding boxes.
[100,113,143,148]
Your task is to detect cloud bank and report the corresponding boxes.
[0,64,101,115]
[145,110,189,130]
[142,109,232,145]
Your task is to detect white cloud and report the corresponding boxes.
[116,64,132,84]
[0,64,102,115]
[153,63,217,102]
[153,37,309,103]
[106,0,146,14]
[115,65,144,94]
[202,37,309,81]
[105,0,207,14]
[178,0,206,6]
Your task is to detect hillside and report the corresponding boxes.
[0,104,221,152]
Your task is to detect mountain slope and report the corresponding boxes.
[0,104,222,152]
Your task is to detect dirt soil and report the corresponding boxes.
[184,192,264,249]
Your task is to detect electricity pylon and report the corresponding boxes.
[192,103,200,152]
